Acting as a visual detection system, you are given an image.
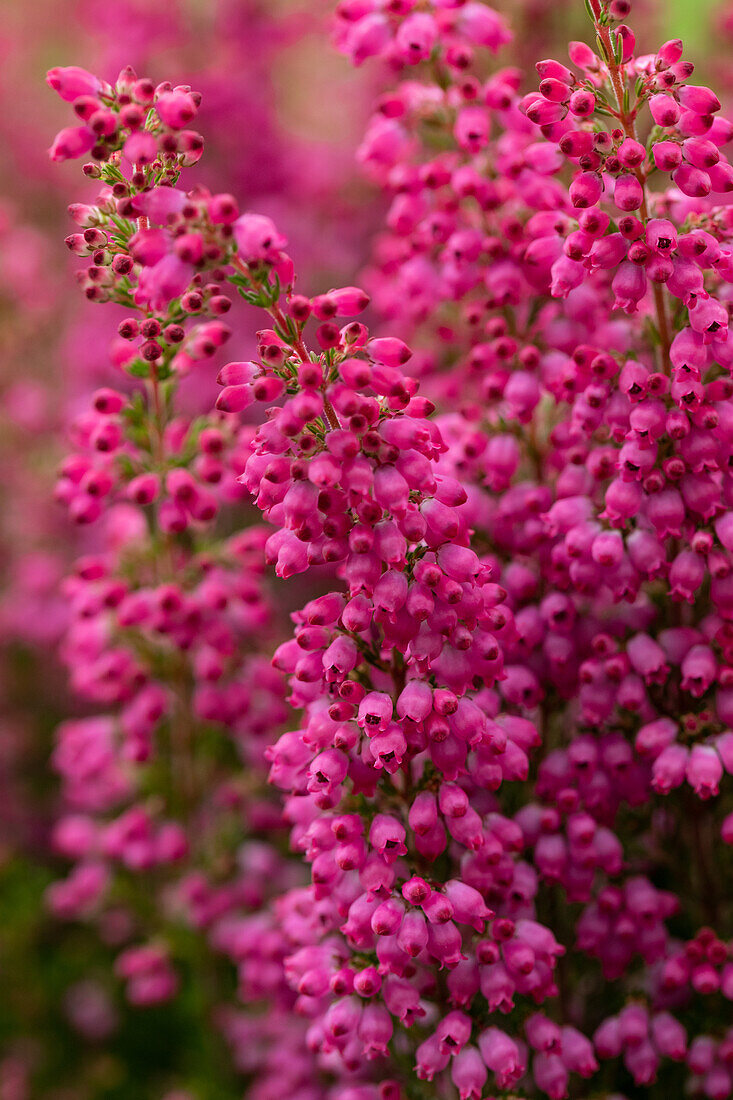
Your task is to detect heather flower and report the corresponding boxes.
[41,0,733,1095]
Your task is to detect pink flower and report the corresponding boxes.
[233,214,287,263]
[46,66,102,101]
[48,126,94,161]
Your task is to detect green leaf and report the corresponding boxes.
[236,286,263,306]
[126,358,151,378]
[596,33,610,63]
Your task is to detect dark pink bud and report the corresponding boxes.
[658,39,684,64]
[618,138,645,168]
[409,791,438,837]
[611,261,647,314]
[156,89,197,129]
[436,1011,472,1055]
[126,472,159,505]
[678,84,721,115]
[536,59,574,82]
[624,1039,658,1085]
[359,1003,393,1058]
[627,633,669,684]
[367,337,411,367]
[652,743,689,793]
[670,552,706,603]
[614,173,644,211]
[650,94,680,126]
[478,1027,524,1087]
[708,161,733,192]
[559,130,594,158]
[444,880,492,931]
[650,1013,687,1060]
[653,140,683,171]
[397,909,429,957]
[47,66,102,101]
[616,24,635,62]
[369,814,407,862]
[395,12,438,63]
[569,171,602,208]
[560,1026,598,1076]
[49,126,95,162]
[589,233,627,269]
[415,1034,450,1081]
[426,920,464,968]
[540,77,572,103]
[533,1052,568,1099]
[384,974,425,1026]
[358,692,393,732]
[451,1045,487,1100]
[233,214,286,263]
[689,295,727,341]
[371,897,404,936]
[686,744,723,798]
[550,255,585,297]
[568,41,598,68]
[568,89,595,116]
[324,996,362,1044]
[523,95,566,126]
[672,163,712,197]
[396,680,432,722]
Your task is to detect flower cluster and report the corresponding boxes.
[333,1,511,67]
[228,241,567,1095]
[0,2,381,1096]
[45,68,306,1086]
[44,0,733,1098]
[330,0,733,1095]
[48,64,204,166]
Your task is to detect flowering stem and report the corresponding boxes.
[147,370,166,465]
[588,0,673,374]
[171,665,198,814]
[230,253,341,429]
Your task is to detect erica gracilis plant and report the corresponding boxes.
[46,0,733,1097]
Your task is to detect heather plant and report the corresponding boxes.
[36,2,733,1100]
[44,51,314,1060]
[1,3,374,1096]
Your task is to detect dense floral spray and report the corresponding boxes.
[40,0,733,1098]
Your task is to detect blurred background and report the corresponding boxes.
[0,0,727,1097]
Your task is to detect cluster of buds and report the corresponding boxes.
[333,0,510,67]
[657,927,733,999]
[46,70,303,1083]
[48,64,203,166]
[45,0,733,1097]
